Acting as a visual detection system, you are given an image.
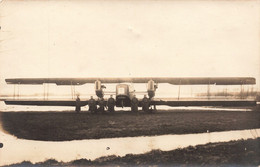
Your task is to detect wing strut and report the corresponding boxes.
[13,84,16,99]
[70,82,73,99]
[240,84,244,99]
[178,80,181,100]
[43,83,49,100]
[47,84,49,100]
[18,83,20,99]
[224,86,227,97]
[13,84,20,100]
[207,82,210,100]
[70,81,76,99]
[43,84,46,100]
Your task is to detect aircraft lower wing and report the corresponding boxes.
[4,100,89,106]
[4,99,256,108]
[150,98,257,107]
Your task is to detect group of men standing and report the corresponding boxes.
[75,95,151,113]
[88,95,116,113]
[131,95,150,112]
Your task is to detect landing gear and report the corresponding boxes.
[149,105,157,112]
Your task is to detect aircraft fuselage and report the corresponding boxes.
[115,84,135,107]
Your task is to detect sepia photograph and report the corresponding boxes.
[0,0,259,166]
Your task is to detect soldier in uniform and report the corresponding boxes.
[131,95,139,112]
[142,95,150,112]
[75,95,81,113]
[88,96,97,113]
[107,95,115,112]
[98,97,106,113]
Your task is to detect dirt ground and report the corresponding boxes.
[7,138,260,166]
[1,109,259,141]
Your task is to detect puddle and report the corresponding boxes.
[0,128,259,166]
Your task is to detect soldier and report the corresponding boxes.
[75,95,81,113]
[88,96,97,113]
[131,95,139,112]
[107,95,115,112]
[142,95,150,112]
[98,97,106,113]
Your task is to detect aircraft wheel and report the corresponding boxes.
[149,105,157,113]
[153,105,157,111]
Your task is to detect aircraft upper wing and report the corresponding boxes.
[5,77,256,85]
[149,98,256,107]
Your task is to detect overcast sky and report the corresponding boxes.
[0,0,259,95]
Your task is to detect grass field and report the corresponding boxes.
[1,110,259,141]
[7,138,260,166]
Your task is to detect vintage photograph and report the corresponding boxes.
[0,0,259,166]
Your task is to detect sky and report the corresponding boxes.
[0,0,259,96]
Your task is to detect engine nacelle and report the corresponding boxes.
[95,80,104,98]
[147,80,157,98]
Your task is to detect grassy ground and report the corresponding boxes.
[1,110,259,141]
[7,138,260,166]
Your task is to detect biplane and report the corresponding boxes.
[3,77,257,112]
